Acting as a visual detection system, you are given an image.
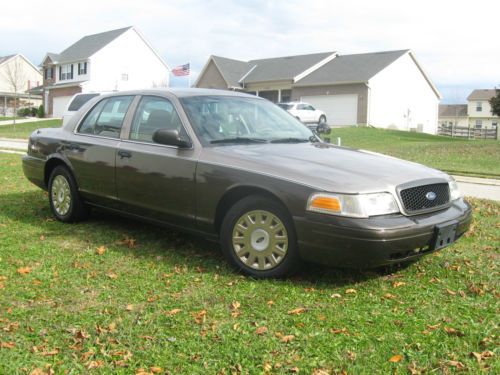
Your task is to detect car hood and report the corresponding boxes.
[200,142,450,193]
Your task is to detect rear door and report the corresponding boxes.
[64,95,135,206]
[115,95,198,227]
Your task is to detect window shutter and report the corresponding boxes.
[59,66,62,80]
[70,64,74,79]
[44,69,47,80]
[78,63,80,75]
[84,62,87,74]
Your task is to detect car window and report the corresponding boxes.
[181,96,314,145]
[129,96,187,143]
[67,93,101,111]
[277,103,293,110]
[77,96,133,138]
[297,104,307,110]
[305,105,315,111]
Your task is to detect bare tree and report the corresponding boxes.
[1,55,27,126]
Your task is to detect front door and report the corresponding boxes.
[115,95,197,228]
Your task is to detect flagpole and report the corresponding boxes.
[188,61,191,88]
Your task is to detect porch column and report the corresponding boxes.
[278,89,281,103]
[3,96,6,115]
[256,90,259,97]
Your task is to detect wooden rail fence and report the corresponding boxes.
[438,125,498,140]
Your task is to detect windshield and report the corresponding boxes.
[180,96,314,145]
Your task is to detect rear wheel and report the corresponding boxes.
[220,195,300,278]
[48,165,89,222]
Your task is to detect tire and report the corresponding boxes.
[318,115,326,125]
[48,165,89,222]
[220,195,300,278]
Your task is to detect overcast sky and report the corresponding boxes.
[1,0,498,103]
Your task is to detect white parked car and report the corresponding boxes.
[61,93,103,126]
[278,102,327,126]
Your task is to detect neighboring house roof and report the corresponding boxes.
[467,89,497,101]
[294,50,409,86]
[242,52,335,83]
[0,54,16,66]
[211,56,252,88]
[57,26,132,63]
[439,104,468,117]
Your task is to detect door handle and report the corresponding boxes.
[67,143,81,151]
[118,150,132,159]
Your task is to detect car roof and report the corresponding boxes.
[98,88,263,99]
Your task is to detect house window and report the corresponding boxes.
[121,73,129,81]
[44,67,53,80]
[492,122,498,128]
[59,64,73,81]
[476,101,482,112]
[475,120,482,129]
[78,62,87,75]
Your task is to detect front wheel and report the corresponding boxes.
[48,165,89,222]
[220,195,300,278]
[318,115,327,125]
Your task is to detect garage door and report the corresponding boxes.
[301,94,358,126]
[52,96,73,118]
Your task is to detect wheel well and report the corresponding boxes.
[214,186,290,234]
[44,158,68,187]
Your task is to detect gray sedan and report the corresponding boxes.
[23,89,472,278]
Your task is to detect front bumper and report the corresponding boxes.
[294,198,472,268]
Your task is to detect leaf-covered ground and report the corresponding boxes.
[0,154,498,374]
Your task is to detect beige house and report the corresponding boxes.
[438,89,499,130]
[195,50,441,134]
[0,54,43,115]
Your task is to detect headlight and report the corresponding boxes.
[307,192,399,218]
[449,180,462,201]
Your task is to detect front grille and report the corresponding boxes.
[400,183,450,213]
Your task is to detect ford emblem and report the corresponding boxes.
[426,191,437,201]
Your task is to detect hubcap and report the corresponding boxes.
[51,175,71,216]
[232,210,288,271]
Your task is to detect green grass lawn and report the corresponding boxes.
[0,154,498,373]
[0,119,62,139]
[0,117,16,121]
[327,127,500,178]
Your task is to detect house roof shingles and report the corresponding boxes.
[52,26,132,64]
[0,54,15,65]
[212,56,252,88]
[294,49,409,86]
[439,104,468,117]
[467,89,497,101]
[242,52,334,84]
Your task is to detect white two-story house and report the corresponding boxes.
[466,89,498,129]
[41,26,169,117]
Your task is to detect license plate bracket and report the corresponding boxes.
[433,221,458,250]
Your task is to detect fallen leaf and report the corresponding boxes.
[330,328,349,335]
[330,293,342,298]
[389,354,403,363]
[446,289,456,296]
[17,267,32,275]
[165,308,182,316]
[267,300,274,306]
[393,281,406,288]
[345,288,357,294]
[192,310,207,324]
[87,360,104,369]
[95,246,106,255]
[444,327,465,337]
[106,271,118,279]
[383,293,396,299]
[287,307,306,315]
[150,367,163,374]
[39,235,45,241]
[426,323,441,330]
[312,370,330,375]
[0,341,15,348]
[125,304,134,311]
[255,326,268,335]
[263,362,272,372]
[445,360,465,369]
[280,334,294,343]
[290,367,299,373]
[470,350,494,362]
[119,236,136,248]
[40,349,59,356]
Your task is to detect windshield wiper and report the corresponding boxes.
[270,137,310,143]
[210,137,268,144]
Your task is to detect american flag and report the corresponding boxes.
[171,63,190,76]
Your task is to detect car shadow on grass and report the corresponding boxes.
[1,190,406,287]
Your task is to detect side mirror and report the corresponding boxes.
[152,129,191,148]
[316,123,331,134]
